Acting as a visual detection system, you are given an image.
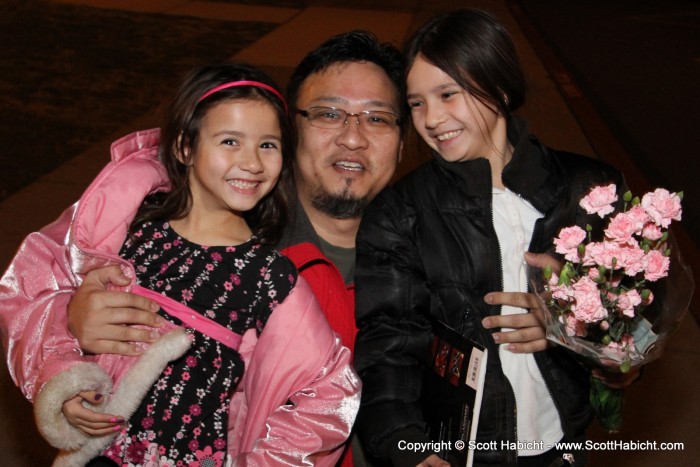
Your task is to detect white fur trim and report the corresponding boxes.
[35,362,113,450]
[51,329,192,466]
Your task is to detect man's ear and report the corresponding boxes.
[397,139,405,164]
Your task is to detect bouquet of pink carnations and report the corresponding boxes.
[530,184,694,432]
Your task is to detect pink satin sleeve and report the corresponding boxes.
[227,277,361,466]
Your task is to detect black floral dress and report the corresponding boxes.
[101,221,297,467]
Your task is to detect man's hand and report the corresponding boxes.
[481,253,560,353]
[68,265,163,356]
[63,391,124,437]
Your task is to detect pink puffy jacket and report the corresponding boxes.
[0,129,360,466]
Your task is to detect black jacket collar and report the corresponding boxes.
[432,117,564,214]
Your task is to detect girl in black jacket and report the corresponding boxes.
[354,8,636,467]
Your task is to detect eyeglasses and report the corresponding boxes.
[296,106,400,134]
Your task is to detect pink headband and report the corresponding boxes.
[197,80,288,113]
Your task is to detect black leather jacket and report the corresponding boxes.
[354,120,624,466]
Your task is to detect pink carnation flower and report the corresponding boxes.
[571,276,607,323]
[564,313,588,337]
[549,272,574,300]
[641,222,663,241]
[580,184,618,218]
[605,211,643,243]
[616,289,642,318]
[617,240,646,276]
[554,226,587,262]
[641,188,682,228]
[643,249,670,281]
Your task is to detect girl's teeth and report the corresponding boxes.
[229,180,258,189]
[436,130,460,141]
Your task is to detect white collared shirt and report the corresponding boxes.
[492,187,563,455]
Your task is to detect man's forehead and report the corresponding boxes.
[299,61,399,109]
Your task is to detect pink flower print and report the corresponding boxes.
[147,404,154,414]
[127,440,148,464]
[213,357,222,369]
[206,264,214,271]
[182,372,190,381]
[289,274,295,283]
[191,446,225,467]
[141,416,154,430]
[641,188,682,228]
[226,246,236,252]
[182,414,192,424]
[605,212,642,244]
[580,183,618,218]
[224,281,233,291]
[229,310,239,321]
[186,356,198,367]
[135,229,143,237]
[182,289,193,302]
[156,280,164,288]
[186,257,193,265]
[214,438,226,450]
[159,445,166,455]
[616,289,642,318]
[153,231,163,239]
[210,252,223,262]
[188,439,199,452]
[260,266,268,277]
[571,276,607,323]
[164,243,172,250]
[554,226,586,262]
[644,249,670,281]
[193,427,202,436]
[173,238,182,246]
[189,404,202,416]
[164,366,173,376]
[160,263,169,274]
[230,273,241,285]
[163,409,171,421]
[268,289,277,299]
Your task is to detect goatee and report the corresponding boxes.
[311,192,369,219]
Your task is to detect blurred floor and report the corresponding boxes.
[0,1,697,465]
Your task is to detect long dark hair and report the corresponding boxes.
[404,8,526,124]
[130,62,295,245]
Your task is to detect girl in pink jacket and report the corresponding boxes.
[0,63,359,466]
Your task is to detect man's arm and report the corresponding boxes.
[68,265,163,356]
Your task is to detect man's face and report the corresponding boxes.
[294,61,403,219]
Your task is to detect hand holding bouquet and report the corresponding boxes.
[531,184,694,432]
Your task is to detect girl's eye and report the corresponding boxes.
[260,141,279,150]
[441,91,458,100]
[222,139,239,146]
[407,100,422,109]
